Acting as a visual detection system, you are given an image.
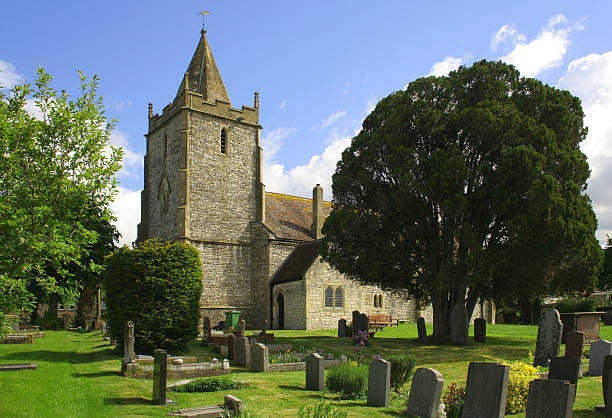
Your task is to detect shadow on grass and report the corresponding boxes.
[104,397,150,406]
[277,384,305,391]
[72,370,120,378]
[341,402,405,416]
[0,350,113,364]
[572,409,605,417]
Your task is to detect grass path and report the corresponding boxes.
[0,324,610,417]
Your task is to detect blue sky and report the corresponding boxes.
[1,2,611,246]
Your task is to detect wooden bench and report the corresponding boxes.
[368,314,399,330]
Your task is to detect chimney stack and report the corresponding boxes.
[311,184,323,239]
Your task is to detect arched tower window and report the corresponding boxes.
[220,128,227,154]
[334,287,344,307]
[374,294,378,308]
[378,294,383,309]
[324,286,333,307]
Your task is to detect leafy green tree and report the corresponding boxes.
[599,237,612,291]
[320,60,602,341]
[0,69,122,336]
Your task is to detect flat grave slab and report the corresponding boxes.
[0,362,37,371]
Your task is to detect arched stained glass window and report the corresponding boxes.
[325,286,333,307]
[334,287,344,307]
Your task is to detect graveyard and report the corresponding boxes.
[1,321,612,417]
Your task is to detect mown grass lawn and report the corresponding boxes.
[0,324,610,417]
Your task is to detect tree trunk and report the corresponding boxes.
[48,293,58,317]
[431,289,451,340]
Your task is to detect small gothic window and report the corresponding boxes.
[220,128,227,154]
[334,287,344,307]
[373,294,378,308]
[163,134,168,162]
[325,286,333,307]
[378,294,383,309]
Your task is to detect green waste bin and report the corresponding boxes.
[225,310,241,329]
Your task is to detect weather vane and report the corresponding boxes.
[199,11,210,29]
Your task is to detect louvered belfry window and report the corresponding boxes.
[220,128,227,154]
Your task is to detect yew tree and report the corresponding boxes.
[320,60,602,340]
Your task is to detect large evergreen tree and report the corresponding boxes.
[320,60,602,341]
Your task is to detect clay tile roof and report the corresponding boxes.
[270,240,321,285]
[265,192,332,241]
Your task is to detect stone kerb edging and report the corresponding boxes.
[249,343,347,373]
[124,356,231,379]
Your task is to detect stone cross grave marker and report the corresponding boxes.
[227,334,237,361]
[549,356,580,401]
[462,362,509,418]
[367,358,391,407]
[234,336,250,367]
[358,313,369,332]
[405,367,444,418]
[352,310,360,334]
[565,331,585,359]
[306,353,324,391]
[124,321,135,364]
[474,318,486,343]
[338,319,347,338]
[450,303,468,345]
[533,309,563,367]
[589,339,612,376]
[237,319,246,337]
[152,349,168,405]
[525,378,574,418]
[251,343,268,372]
[417,317,427,344]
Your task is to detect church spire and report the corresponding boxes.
[177,29,230,104]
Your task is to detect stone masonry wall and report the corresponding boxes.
[273,280,306,330]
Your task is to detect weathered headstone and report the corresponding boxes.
[534,309,563,367]
[63,315,70,329]
[606,370,612,416]
[406,367,444,418]
[227,334,237,361]
[251,343,268,372]
[338,319,347,337]
[367,358,391,407]
[234,336,250,367]
[352,310,360,334]
[450,303,468,345]
[565,331,585,359]
[203,316,211,337]
[358,313,369,332]
[152,349,168,405]
[124,321,135,364]
[525,379,574,418]
[224,395,243,416]
[602,355,612,410]
[462,362,509,418]
[306,353,324,391]
[549,356,580,385]
[417,317,427,344]
[589,339,612,376]
[101,322,107,335]
[237,319,246,337]
[474,318,486,343]
[261,320,268,335]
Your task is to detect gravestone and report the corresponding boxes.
[450,303,468,345]
[63,315,70,329]
[352,310,360,334]
[227,334,237,361]
[462,362,509,418]
[367,358,391,407]
[565,331,585,359]
[549,356,580,401]
[602,355,612,411]
[203,316,211,336]
[474,318,486,343]
[152,349,168,405]
[534,309,563,367]
[124,321,135,364]
[338,319,347,337]
[234,336,250,367]
[417,317,427,344]
[525,379,574,418]
[261,320,267,335]
[101,322,107,335]
[251,343,268,372]
[306,353,324,391]
[406,367,444,418]
[589,339,612,376]
[358,313,369,332]
[237,319,246,337]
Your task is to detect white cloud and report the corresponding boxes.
[344,81,350,96]
[109,130,143,179]
[280,100,286,110]
[321,110,347,128]
[429,56,464,77]
[261,127,297,165]
[558,50,612,244]
[497,14,582,77]
[110,186,141,247]
[107,98,133,112]
[0,60,24,89]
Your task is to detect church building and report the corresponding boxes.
[136,28,423,329]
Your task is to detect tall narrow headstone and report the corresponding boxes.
[124,321,135,364]
[565,331,585,359]
[261,320,268,335]
[450,303,468,345]
[101,322,107,335]
[406,367,444,418]
[534,309,563,367]
[152,349,168,405]
[417,317,427,344]
[352,310,360,334]
[227,334,237,361]
[589,339,612,376]
[63,315,70,329]
[251,343,268,372]
[306,353,324,391]
[237,319,246,337]
[234,336,250,367]
[202,316,211,345]
[525,379,574,418]
[358,313,369,332]
[602,355,612,410]
[367,358,391,407]
[474,318,486,343]
[462,362,509,418]
[338,319,347,337]
[606,370,612,416]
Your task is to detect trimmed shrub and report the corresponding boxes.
[37,312,62,330]
[103,240,202,353]
[169,376,249,392]
[553,297,596,313]
[388,354,416,392]
[324,362,368,399]
[503,360,538,414]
